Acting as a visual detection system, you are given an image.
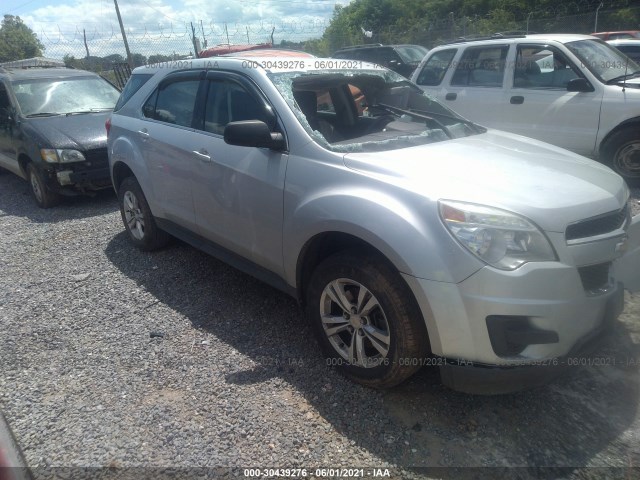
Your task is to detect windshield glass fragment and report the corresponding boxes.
[269,69,484,153]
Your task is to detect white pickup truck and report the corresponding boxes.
[411,34,640,182]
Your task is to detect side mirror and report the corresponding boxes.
[567,78,594,92]
[224,120,286,150]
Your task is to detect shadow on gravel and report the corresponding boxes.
[104,232,640,478]
[0,171,118,221]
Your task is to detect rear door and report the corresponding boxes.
[138,71,204,230]
[435,44,510,129]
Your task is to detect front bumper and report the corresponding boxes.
[438,283,623,394]
[402,253,628,394]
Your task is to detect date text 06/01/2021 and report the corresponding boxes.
[243,468,392,478]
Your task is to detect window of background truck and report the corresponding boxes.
[451,46,509,87]
[416,49,457,86]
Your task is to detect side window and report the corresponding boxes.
[115,73,153,111]
[416,49,457,86]
[0,86,10,110]
[514,46,580,89]
[203,80,270,135]
[142,79,199,127]
[451,46,508,87]
[371,48,402,67]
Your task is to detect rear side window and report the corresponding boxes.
[416,49,457,86]
[114,74,152,111]
[451,46,509,87]
[143,79,200,127]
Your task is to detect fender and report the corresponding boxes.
[598,116,640,156]
[283,187,484,288]
[110,133,163,217]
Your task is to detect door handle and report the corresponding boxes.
[193,149,211,162]
[138,128,149,139]
[445,92,457,101]
[510,96,524,104]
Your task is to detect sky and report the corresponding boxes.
[3,0,352,59]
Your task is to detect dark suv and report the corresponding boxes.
[332,44,428,78]
[0,67,120,207]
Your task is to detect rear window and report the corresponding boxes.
[114,73,153,111]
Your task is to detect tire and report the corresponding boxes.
[602,127,640,184]
[306,250,429,388]
[118,176,171,251]
[27,163,61,208]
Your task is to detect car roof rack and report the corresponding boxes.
[335,44,384,51]
[443,32,528,45]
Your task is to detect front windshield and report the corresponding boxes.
[12,76,120,116]
[395,46,429,64]
[565,39,640,83]
[269,68,483,153]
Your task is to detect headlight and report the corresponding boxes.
[439,200,557,270]
[40,149,86,163]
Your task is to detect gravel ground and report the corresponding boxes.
[0,172,639,480]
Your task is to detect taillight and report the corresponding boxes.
[105,117,111,136]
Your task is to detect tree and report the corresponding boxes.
[0,15,44,63]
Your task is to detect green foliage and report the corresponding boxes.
[0,15,44,62]
[313,0,639,54]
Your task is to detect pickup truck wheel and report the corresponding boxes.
[118,177,170,251]
[306,251,428,388]
[27,163,60,208]
[603,128,640,183]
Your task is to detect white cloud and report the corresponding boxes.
[19,0,349,59]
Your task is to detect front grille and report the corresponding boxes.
[566,205,629,241]
[578,263,611,292]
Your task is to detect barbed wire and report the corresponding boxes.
[27,4,638,76]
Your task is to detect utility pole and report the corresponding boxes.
[83,29,90,58]
[113,0,134,68]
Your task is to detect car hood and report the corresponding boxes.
[25,112,110,151]
[343,130,627,233]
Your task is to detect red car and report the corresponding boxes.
[592,30,640,40]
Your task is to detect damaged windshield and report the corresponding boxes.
[269,69,485,153]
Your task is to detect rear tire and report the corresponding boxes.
[306,250,429,388]
[27,163,61,208]
[602,127,640,184]
[118,176,171,251]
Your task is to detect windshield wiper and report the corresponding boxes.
[66,108,113,116]
[25,112,61,118]
[607,71,640,84]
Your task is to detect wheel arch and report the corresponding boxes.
[111,161,135,193]
[599,116,640,156]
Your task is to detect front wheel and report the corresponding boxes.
[306,250,429,388]
[27,163,60,208]
[118,177,171,251]
[602,128,640,184]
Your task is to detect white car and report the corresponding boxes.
[411,34,640,182]
[607,38,640,64]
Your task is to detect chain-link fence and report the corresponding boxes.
[28,5,640,86]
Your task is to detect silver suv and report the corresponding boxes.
[108,58,640,394]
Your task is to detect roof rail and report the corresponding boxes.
[335,43,384,51]
[443,32,527,45]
